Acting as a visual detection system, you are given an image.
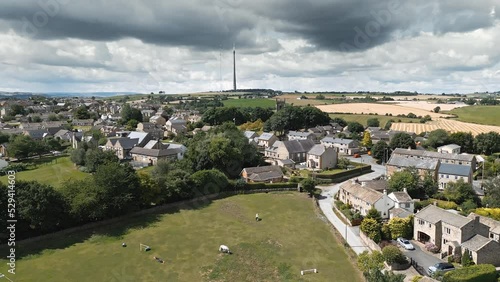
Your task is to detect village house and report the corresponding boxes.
[257,132,278,148]
[127,131,152,148]
[391,148,476,170]
[387,188,414,219]
[165,117,187,135]
[414,205,500,266]
[438,144,461,154]
[287,130,316,141]
[306,144,337,170]
[103,137,139,159]
[240,165,284,183]
[265,139,315,164]
[320,137,360,155]
[141,109,156,119]
[386,155,439,179]
[437,163,473,190]
[130,140,182,166]
[136,122,164,140]
[72,119,94,127]
[337,180,395,219]
[149,114,167,126]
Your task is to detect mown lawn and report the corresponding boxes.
[448,106,500,126]
[329,113,420,127]
[0,156,88,188]
[0,193,363,282]
[222,98,275,108]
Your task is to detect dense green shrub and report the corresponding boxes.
[382,245,407,265]
[442,264,496,282]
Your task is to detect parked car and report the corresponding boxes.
[428,262,455,276]
[397,237,415,250]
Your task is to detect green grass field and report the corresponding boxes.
[0,193,363,282]
[448,106,500,126]
[329,113,420,127]
[222,98,276,108]
[0,156,88,188]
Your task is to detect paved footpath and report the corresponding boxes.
[317,183,370,255]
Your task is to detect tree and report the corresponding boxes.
[8,104,26,116]
[74,106,90,119]
[460,199,478,215]
[331,117,347,127]
[365,208,382,223]
[384,119,394,130]
[337,157,351,169]
[461,249,474,267]
[387,216,413,239]
[84,149,119,172]
[362,131,373,148]
[7,135,37,159]
[137,172,162,206]
[442,179,478,205]
[474,132,500,155]
[358,251,404,282]
[367,118,380,127]
[32,115,42,122]
[17,181,68,233]
[70,148,86,166]
[189,169,229,195]
[316,94,325,100]
[360,218,382,243]
[347,122,364,134]
[389,132,416,150]
[126,119,139,131]
[382,245,406,265]
[433,106,441,113]
[371,141,390,163]
[388,168,420,197]
[301,106,330,128]
[120,104,143,124]
[448,132,474,153]
[421,171,438,197]
[425,129,449,149]
[483,176,500,208]
[301,178,316,197]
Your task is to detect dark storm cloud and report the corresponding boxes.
[0,0,498,53]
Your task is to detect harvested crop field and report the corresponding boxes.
[316,103,455,118]
[379,101,468,112]
[390,119,500,136]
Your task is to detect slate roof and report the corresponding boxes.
[116,138,139,149]
[308,144,329,156]
[415,205,472,227]
[244,131,257,139]
[259,132,275,141]
[468,213,500,235]
[167,118,186,124]
[321,137,355,145]
[360,179,388,192]
[461,234,492,252]
[241,165,283,181]
[389,191,413,203]
[288,130,313,138]
[387,155,439,170]
[282,139,315,154]
[130,146,179,157]
[390,208,413,218]
[340,181,384,205]
[127,131,150,145]
[438,163,471,177]
[393,148,475,162]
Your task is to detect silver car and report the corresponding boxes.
[428,262,455,276]
[397,237,415,250]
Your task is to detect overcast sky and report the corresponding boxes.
[0,0,499,94]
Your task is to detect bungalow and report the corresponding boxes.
[337,180,394,219]
[240,165,284,183]
[320,137,359,155]
[306,144,337,170]
[437,163,473,190]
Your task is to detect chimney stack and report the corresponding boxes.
[403,187,407,193]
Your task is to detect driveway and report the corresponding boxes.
[317,183,370,255]
[402,241,443,276]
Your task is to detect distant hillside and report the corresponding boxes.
[0,91,139,99]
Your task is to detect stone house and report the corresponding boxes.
[437,144,461,154]
[437,163,473,190]
[130,140,181,165]
[320,137,359,155]
[149,115,167,126]
[165,117,186,132]
[257,132,278,148]
[265,139,315,163]
[136,122,164,140]
[287,130,316,141]
[306,144,337,170]
[240,165,284,183]
[391,148,476,171]
[338,180,395,219]
[103,137,139,159]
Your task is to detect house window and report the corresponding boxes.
[429,224,431,228]
[445,227,451,234]
[443,238,448,244]
[418,219,425,225]
[446,175,449,178]
[490,233,494,239]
